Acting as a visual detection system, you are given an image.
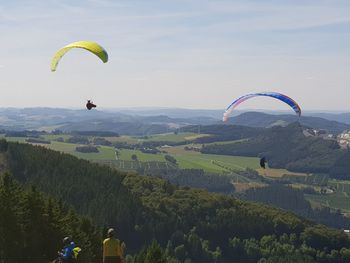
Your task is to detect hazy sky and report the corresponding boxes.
[0,0,350,111]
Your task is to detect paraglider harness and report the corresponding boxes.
[57,247,82,263]
[260,157,267,169]
[86,100,96,110]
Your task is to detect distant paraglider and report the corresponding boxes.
[50,41,108,72]
[223,92,301,122]
[260,157,267,169]
[86,100,96,110]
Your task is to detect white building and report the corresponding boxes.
[337,131,350,149]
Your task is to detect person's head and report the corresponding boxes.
[63,237,71,246]
[107,228,115,238]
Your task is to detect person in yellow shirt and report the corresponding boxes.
[103,228,125,263]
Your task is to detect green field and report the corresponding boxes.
[328,179,350,193]
[99,160,177,171]
[41,134,72,141]
[32,141,115,160]
[106,132,209,145]
[141,132,209,142]
[5,133,350,216]
[114,147,259,173]
[1,135,265,174]
[201,139,248,146]
[301,179,350,214]
[283,174,328,185]
[305,192,350,213]
[105,136,141,144]
[116,149,166,162]
[0,136,27,143]
[0,137,116,161]
[175,153,259,173]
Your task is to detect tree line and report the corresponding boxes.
[201,123,350,179]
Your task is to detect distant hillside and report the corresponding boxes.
[202,123,350,176]
[307,112,350,125]
[3,141,350,262]
[182,124,263,143]
[0,107,349,135]
[227,112,350,134]
[0,108,217,134]
[59,115,218,135]
[60,120,171,136]
[115,107,224,119]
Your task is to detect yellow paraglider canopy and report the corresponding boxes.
[50,41,108,72]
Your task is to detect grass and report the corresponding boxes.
[105,133,209,145]
[105,136,141,144]
[113,143,260,174]
[163,145,196,155]
[283,174,329,186]
[116,149,165,162]
[305,192,350,213]
[256,168,308,178]
[233,182,266,193]
[170,151,259,173]
[114,145,259,174]
[42,134,72,141]
[2,135,268,174]
[29,141,116,161]
[328,179,350,194]
[100,160,177,171]
[142,132,209,142]
[162,146,259,171]
[202,139,249,146]
[7,134,350,215]
[0,135,27,143]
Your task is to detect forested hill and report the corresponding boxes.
[201,123,350,177]
[1,140,350,262]
[0,173,101,263]
[182,124,263,143]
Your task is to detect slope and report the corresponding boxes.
[227,112,350,134]
[201,123,347,175]
[1,140,350,262]
[0,173,101,263]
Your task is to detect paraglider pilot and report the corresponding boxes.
[86,100,97,110]
[260,157,267,169]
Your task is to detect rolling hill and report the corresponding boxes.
[226,112,350,134]
[1,140,350,262]
[201,123,350,176]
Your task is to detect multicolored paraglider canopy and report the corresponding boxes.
[51,41,108,72]
[223,92,301,122]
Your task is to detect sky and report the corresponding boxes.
[0,0,350,111]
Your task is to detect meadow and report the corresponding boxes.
[105,132,209,144]
[2,134,259,174]
[5,132,350,215]
[115,147,259,173]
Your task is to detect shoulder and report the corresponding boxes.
[103,238,110,244]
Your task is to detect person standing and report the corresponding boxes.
[103,228,125,263]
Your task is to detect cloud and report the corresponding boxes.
[196,1,350,33]
[0,0,349,109]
